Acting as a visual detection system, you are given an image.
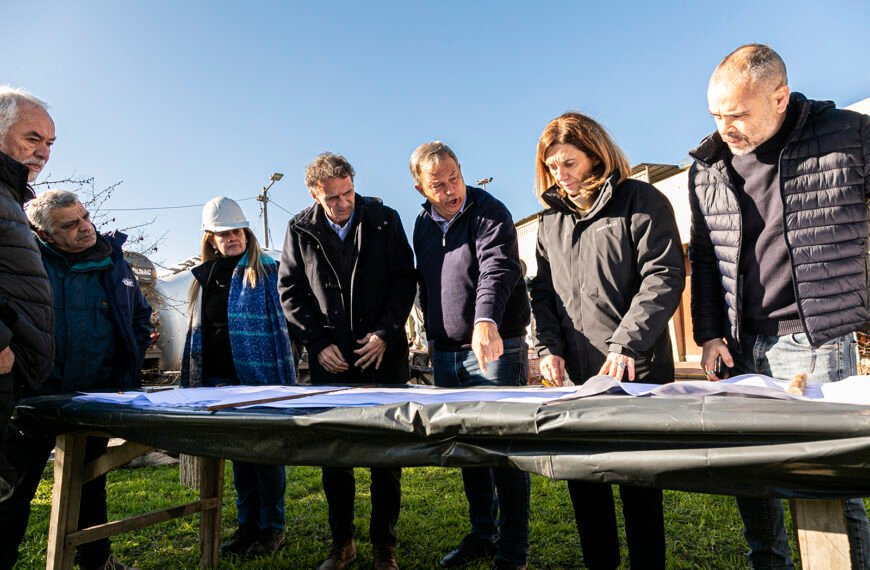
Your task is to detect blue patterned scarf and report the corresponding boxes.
[181,252,296,387]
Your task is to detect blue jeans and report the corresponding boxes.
[433,337,531,565]
[732,332,869,569]
[232,461,286,530]
[204,375,287,531]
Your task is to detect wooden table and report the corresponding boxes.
[43,435,854,569]
[19,387,870,569]
[45,433,223,570]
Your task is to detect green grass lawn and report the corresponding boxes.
[16,462,792,569]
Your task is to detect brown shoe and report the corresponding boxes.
[219,524,259,556]
[373,544,399,570]
[246,528,286,556]
[317,539,357,570]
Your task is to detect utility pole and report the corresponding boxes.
[476,177,493,191]
[256,172,283,248]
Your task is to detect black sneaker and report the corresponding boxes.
[246,528,286,557]
[440,534,499,567]
[220,524,260,556]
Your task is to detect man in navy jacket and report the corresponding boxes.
[411,141,531,570]
[0,190,151,570]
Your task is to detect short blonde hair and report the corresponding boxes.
[534,112,630,203]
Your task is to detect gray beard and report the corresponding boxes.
[727,143,758,156]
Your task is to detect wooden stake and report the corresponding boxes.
[791,499,851,569]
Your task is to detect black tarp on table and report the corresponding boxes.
[14,386,870,499]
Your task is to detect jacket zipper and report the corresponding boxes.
[348,221,363,336]
[423,197,475,249]
[776,144,810,345]
[772,105,815,344]
[296,226,346,317]
[702,162,744,345]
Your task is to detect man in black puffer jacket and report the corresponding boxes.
[689,44,870,570]
[0,87,54,509]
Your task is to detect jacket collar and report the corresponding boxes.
[292,194,384,237]
[689,92,830,166]
[39,232,115,270]
[541,174,618,219]
[0,150,33,205]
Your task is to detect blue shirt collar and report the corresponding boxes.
[326,210,355,241]
[429,195,466,233]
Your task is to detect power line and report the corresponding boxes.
[269,200,295,216]
[100,196,257,212]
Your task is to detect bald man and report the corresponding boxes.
[688,44,870,569]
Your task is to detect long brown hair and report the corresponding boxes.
[187,228,266,311]
[534,112,630,205]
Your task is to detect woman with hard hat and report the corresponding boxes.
[181,196,296,557]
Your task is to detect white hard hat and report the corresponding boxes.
[201,196,250,232]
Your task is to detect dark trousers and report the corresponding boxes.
[0,432,112,570]
[432,337,531,565]
[321,466,401,546]
[0,374,15,487]
[202,375,287,532]
[460,465,531,564]
[568,481,665,570]
[232,461,286,530]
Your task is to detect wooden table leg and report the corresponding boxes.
[46,433,87,570]
[198,457,224,568]
[790,498,851,570]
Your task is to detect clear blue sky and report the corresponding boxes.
[3,0,868,267]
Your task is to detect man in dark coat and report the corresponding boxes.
[0,190,151,570]
[689,43,870,569]
[0,87,54,506]
[411,141,531,570]
[278,152,416,570]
